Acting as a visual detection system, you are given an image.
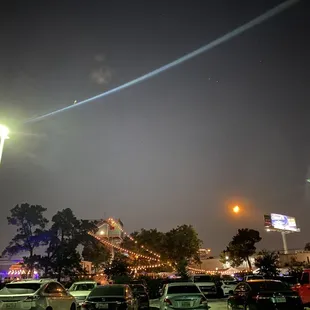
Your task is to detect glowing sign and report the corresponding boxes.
[270,213,299,232]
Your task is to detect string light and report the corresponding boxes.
[107,218,161,258]
[89,232,160,262]
[91,219,225,274]
[129,263,165,271]
[188,267,208,273]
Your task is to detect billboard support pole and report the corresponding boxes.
[281,232,288,254]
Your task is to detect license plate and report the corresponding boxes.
[272,297,286,303]
[96,303,109,309]
[181,301,191,307]
[4,304,17,309]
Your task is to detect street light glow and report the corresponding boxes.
[233,205,240,214]
[0,125,9,138]
[0,124,9,165]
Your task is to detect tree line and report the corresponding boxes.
[3,203,202,281]
[220,228,310,279]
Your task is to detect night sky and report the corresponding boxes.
[0,0,309,255]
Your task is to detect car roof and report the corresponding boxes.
[98,284,128,287]
[247,279,281,283]
[193,274,210,276]
[10,279,56,284]
[72,281,96,284]
[167,282,196,287]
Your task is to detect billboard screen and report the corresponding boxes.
[270,213,299,232]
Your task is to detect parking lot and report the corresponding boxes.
[150,298,228,310]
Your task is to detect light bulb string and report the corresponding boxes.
[108,218,161,258]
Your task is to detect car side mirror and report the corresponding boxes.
[228,290,234,295]
[159,289,163,296]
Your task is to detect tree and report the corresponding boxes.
[285,257,305,280]
[82,240,111,273]
[3,203,48,272]
[41,208,84,280]
[122,229,165,258]
[176,258,189,280]
[305,243,310,251]
[164,225,202,272]
[255,250,279,277]
[219,248,243,268]
[225,228,261,269]
[122,225,201,274]
[104,253,130,280]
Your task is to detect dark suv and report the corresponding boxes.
[130,284,149,310]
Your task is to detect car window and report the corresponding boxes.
[89,286,125,297]
[301,273,309,284]
[167,285,200,294]
[249,281,290,292]
[70,283,95,291]
[45,283,67,294]
[224,281,238,285]
[1,283,41,294]
[193,276,212,283]
[132,285,146,293]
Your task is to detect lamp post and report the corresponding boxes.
[0,124,9,165]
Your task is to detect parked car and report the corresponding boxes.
[81,284,138,310]
[159,282,208,310]
[292,268,310,306]
[130,280,148,289]
[68,281,98,306]
[191,274,218,298]
[244,275,264,281]
[0,278,77,310]
[220,279,238,296]
[130,284,149,309]
[227,279,303,309]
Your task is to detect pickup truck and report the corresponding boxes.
[292,268,310,306]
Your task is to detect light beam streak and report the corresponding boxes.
[25,0,300,124]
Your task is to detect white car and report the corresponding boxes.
[220,280,238,296]
[191,274,218,298]
[0,279,77,310]
[159,282,208,310]
[68,281,97,306]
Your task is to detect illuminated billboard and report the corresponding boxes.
[264,213,300,232]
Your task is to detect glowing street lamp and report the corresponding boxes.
[233,205,240,214]
[0,124,9,165]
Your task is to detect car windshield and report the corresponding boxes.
[193,276,212,283]
[224,281,238,285]
[89,286,125,297]
[1,283,41,294]
[132,285,146,292]
[249,281,290,292]
[167,285,200,294]
[70,283,95,291]
[247,276,264,280]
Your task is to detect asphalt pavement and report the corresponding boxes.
[150,298,228,310]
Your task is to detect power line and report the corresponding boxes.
[25,0,300,124]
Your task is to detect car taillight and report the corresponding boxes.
[164,298,172,305]
[81,303,89,309]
